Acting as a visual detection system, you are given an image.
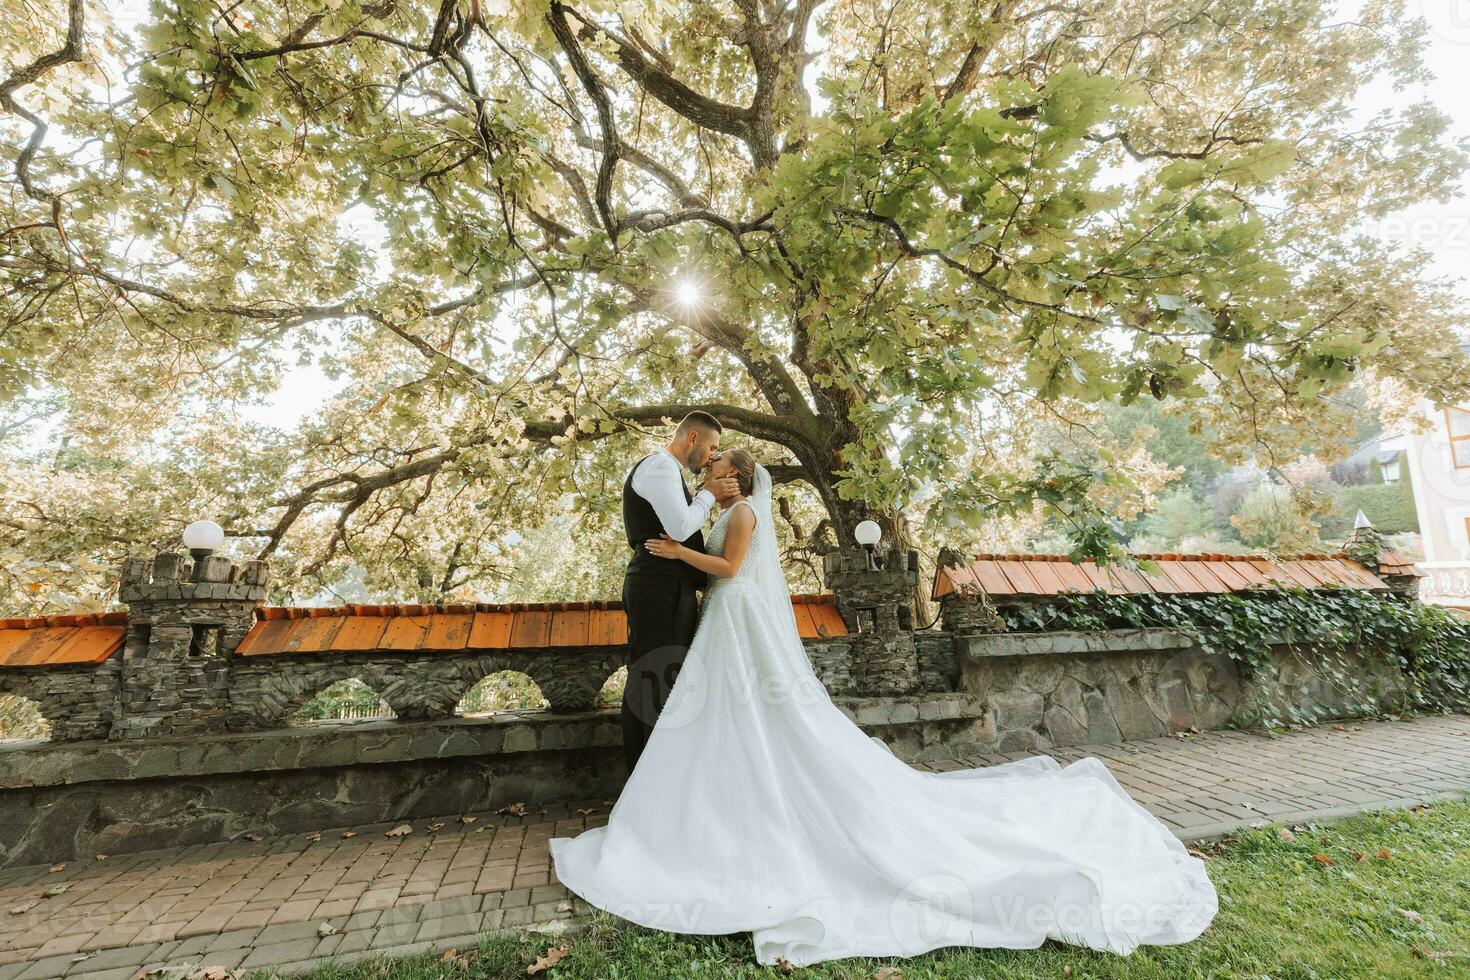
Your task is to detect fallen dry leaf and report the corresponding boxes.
[95,854,108,861]
[526,943,569,975]
[9,900,39,915]
[871,968,904,980]
[385,824,413,838]
[49,864,65,873]
[1186,847,1208,859]
[1312,853,1335,866]
[1397,908,1424,924]
[498,802,527,817]
[1354,851,1370,863]
[1331,724,1347,731]
[1376,848,1392,860]
[441,948,465,964]
[188,967,238,980]
[575,808,597,815]
[242,833,263,842]
[460,816,477,824]
[306,832,321,843]
[601,799,614,806]
[341,831,356,839]
[427,821,445,832]
[775,956,796,974]
[1277,827,1296,842]
[42,884,67,897]
[556,901,573,913]
[317,922,338,937]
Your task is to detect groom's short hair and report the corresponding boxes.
[674,411,723,437]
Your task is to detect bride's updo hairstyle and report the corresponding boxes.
[723,449,757,497]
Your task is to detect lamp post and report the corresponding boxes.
[182,520,225,582]
[854,519,882,572]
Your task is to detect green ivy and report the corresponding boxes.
[1003,588,1470,714]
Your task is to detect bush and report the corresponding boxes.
[1336,482,1419,534]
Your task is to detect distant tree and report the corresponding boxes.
[1230,482,1330,553]
[1132,490,1223,550]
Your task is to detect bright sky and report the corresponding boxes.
[39,1,1470,437]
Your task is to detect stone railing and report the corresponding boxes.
[0,550,857,744]
[0,542,1432,867]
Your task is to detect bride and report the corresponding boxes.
[549,450,1218,967]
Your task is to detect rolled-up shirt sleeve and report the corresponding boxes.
[631,452,715,542]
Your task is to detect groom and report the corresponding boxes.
[620,411,739,771]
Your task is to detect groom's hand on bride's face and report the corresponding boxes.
[703,475,739,501]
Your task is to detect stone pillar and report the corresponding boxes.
[112,550,269,739]
[1343,515,1423,603]
[822,547,921,696]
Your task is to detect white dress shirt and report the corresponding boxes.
[629,449,715,542]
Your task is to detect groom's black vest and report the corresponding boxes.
[623,454,708,589]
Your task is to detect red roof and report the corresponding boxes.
[1375,550,1423,577]
[0,597,848,667]
[237,595,847,656]
[933,553,1392,600]
[0,612,128,668]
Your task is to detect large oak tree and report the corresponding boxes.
[2,0,1468,608]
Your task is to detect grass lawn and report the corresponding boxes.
[291,796,1470,979]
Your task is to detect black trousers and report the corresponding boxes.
[620,573,700,773]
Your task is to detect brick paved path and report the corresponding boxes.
[2,714,1466,979]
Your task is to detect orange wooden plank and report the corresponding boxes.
[468,611,514,649]
[936,565,986,599]
[0,630,33,666]
[968,560,1017,596]
[233,622,266,655]
[808,602,849,638]
[509,610,552,648]
[1338,559,1389,590]
[549,610,590,648]
[5,627,79,667]
[1276,560,1323,589]
[237,619,296,655]
[1206,560,1251,592]
[996,559,1045,595]
[1225,560,1272,590]
[1244,558,1289,589]
[1180,561,1230,593]
[1023,561,1068,596]
[790,603,818,638]
[44,626,125,665]
[1154,561,1203,594]
[423,613,473,650]
[285,616,348,653]
[1138,562,1181,594]
[586,609,625,647]
[1305,559,1356,589]
[1048,561,1096,594]
[379,614,432,651]
[1075,562,1119,595]
[327,617,388,652]
[1106,565,1155,595]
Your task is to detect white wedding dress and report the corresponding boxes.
[549,465,1217,967]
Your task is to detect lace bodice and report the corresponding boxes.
[704,499,760,583]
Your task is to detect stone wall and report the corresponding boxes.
[0,689,990,869]
[950,628,1408,754]
[225,649,625,730]
[0,660,119,742]
[0,710,623,869]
